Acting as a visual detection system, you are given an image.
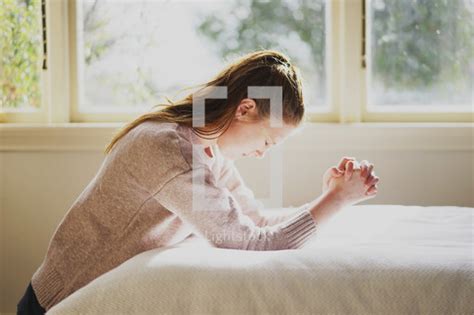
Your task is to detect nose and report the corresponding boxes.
[255,150,265,158]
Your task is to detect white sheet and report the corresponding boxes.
[48,205,473,315]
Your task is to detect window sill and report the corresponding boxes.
[0,122,472,152]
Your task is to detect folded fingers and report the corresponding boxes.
[345,160,361,181]
[337,156,356,172]
[365,184,378,196]
[365,175,380,188]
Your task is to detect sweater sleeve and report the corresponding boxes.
[220,159,312,227]
[154,164,317,251]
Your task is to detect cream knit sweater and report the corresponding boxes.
[31,121,317,310]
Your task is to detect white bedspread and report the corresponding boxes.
[48,205,473,315]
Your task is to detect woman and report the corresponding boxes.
[17,50,379,314]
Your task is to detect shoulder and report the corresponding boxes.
[112,120,213,169]
[126,121,180,146]
[118,121,180,153]
[103,121,193,192]
[110,121,189,169]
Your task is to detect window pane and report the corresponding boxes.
[77,0,326,111]
[368,0,473,108]
[0,0,43,110]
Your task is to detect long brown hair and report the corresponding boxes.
[104,50,306,154]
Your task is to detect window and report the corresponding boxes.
[74,0,327,118]
[0,0,471,123]
[0,0,44,111]
[367,0,473,110]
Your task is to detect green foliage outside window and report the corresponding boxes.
[0,0,41,109]
[371,0,473,89]
[0,0,471,109]
[198,0,326,75]
[198,0,473,99]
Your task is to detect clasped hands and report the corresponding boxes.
[322,157,380,206]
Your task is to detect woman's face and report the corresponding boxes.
[217,99,298,160]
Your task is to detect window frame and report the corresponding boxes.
[0,0,472,124]
[361,0,473,123]
[69,0,151,122]
[68,0,340,123]
[0,0,73,124]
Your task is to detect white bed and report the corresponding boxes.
[47,205,473,315]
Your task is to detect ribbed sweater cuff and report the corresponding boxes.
[280,209,317,249]
[31,262,65,311]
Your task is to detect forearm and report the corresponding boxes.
[307,188,349,225]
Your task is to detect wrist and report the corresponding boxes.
[325,186,350,207]
[308,188,349,225]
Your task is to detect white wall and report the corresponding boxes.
[1,123,472,313]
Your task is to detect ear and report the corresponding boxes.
[235,98,257,119]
